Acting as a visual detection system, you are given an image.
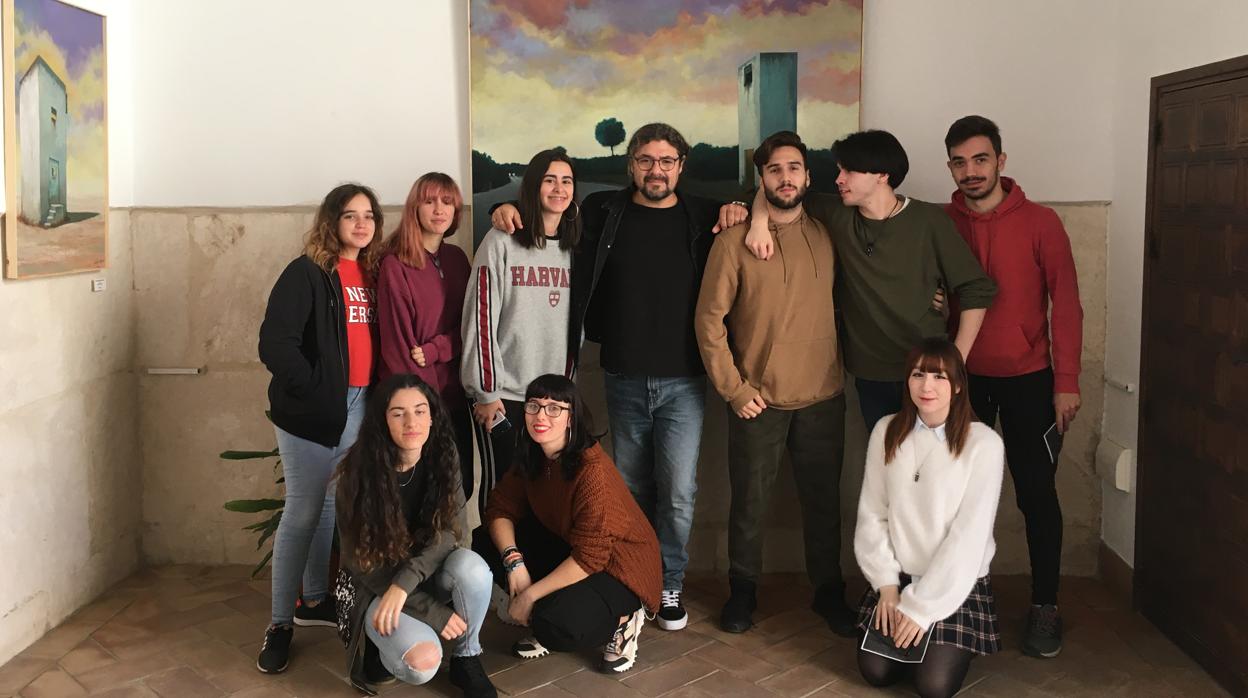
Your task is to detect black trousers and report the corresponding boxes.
[854,377,905,435]
[450,406,475,500]
[475,519,640,651]
[726,394,847,588]
[470,398,526,520]
[968,368,1063,605]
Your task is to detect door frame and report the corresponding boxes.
[1137,53,1248,696]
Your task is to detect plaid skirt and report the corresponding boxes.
[855,574,1001,656]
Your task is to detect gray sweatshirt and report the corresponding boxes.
[461,228,572,403]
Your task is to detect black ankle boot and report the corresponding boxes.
[720,578,757,633]
[811,581,857,638]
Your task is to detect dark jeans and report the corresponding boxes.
[470,398,526,520]
[475,520,640,651]
[855,377,905,435]
[968,368,1063,605]
[726,394,847,588]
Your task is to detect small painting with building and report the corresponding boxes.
[2,0,107,279]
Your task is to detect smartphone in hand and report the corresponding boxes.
[489,410,512,434]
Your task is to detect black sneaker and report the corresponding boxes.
[362,638,395,686]
[256,624,293,674]
[657,589,688,631]
[511,635,550,659]
[719,578,757,633]
[293,598,337,628]
[601,609,644,673]
[449,655,499,698]
[1022,604,1063,658]
[811,582,857,638]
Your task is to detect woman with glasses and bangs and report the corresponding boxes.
[853,338,1005,698]
[481,375,661,675]
[461,149,580,522]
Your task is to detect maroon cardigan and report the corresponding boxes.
[376,246,471,408]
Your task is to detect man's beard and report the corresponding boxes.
[765,184,806,210]
[959,171,999,201]
[640,174,673,201]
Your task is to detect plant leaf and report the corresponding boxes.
[224,499,285,513]
[256,515,281,549]
[251,550,273,578]
[220,449,279,460]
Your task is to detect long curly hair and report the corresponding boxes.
[304,183,385,275]
[335,374,460,572]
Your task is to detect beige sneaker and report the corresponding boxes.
[601,609,644,673]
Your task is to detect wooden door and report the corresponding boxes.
[1138,55,1248,696]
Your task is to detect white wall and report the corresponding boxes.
[861,0,1117,204]
[0,0,138,665]
[1098,1,1248,566]
[129,0,468,207]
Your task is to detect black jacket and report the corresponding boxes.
[568,187,720,369]
[259,255,352,448]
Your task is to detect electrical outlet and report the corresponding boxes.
[91,278,106,292]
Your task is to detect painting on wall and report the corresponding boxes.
[469,0,862,246]
[2,0,106,279]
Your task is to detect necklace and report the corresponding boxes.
[397,466,416,487]
[854,196,904,257]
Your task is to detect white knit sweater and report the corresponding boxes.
[854,415,1005,628]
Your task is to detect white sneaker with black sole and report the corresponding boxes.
[601,609,644,673]
[490,585,524,626]
[657,589,687,631]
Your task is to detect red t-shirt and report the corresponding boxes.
[337,258,375,387]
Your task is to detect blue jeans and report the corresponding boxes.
[603,372,705,592]
[270,386,366,626]
[364,548,492,684]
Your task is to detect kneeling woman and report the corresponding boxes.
[853,338,1004,698]
[482,374,661,673]
[335,375,497,697]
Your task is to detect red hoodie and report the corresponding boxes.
[946,178,1083,394]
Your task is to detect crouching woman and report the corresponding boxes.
[481,374,662,674]
[335,374,496,697]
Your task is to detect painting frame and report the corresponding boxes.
[2,0,108,280]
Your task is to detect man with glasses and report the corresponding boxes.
[491,123,747,632]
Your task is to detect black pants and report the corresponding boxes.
[450,406,475,500]
[726,394,847,588]
[854,377,905,435]
[470,398,526,519]
[968,368,1063,605]
[475,519,640,651]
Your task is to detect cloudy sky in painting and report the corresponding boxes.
[471,0,861,163]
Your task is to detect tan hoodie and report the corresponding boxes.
[695,211,844,411]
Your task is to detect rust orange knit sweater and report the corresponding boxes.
[484,442,662,611]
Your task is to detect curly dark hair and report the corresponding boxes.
[335,374,461,573]
[515,374,601,481]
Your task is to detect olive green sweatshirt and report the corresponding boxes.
[695,212,843,411]
[805,193,996,381]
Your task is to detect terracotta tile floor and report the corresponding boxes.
[0,566,1229,697]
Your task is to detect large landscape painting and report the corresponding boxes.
[469,0,862,247]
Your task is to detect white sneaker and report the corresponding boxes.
[490,585,523,626]
[601,609,644,673]
[512,635,550,659]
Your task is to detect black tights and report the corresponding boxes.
[857,644,975,698]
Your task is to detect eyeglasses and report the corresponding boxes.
[524,401,571,417]
[632,156,682,172]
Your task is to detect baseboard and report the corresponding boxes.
[1098,541,1133,604]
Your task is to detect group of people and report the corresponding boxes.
[253,114,1083,698]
